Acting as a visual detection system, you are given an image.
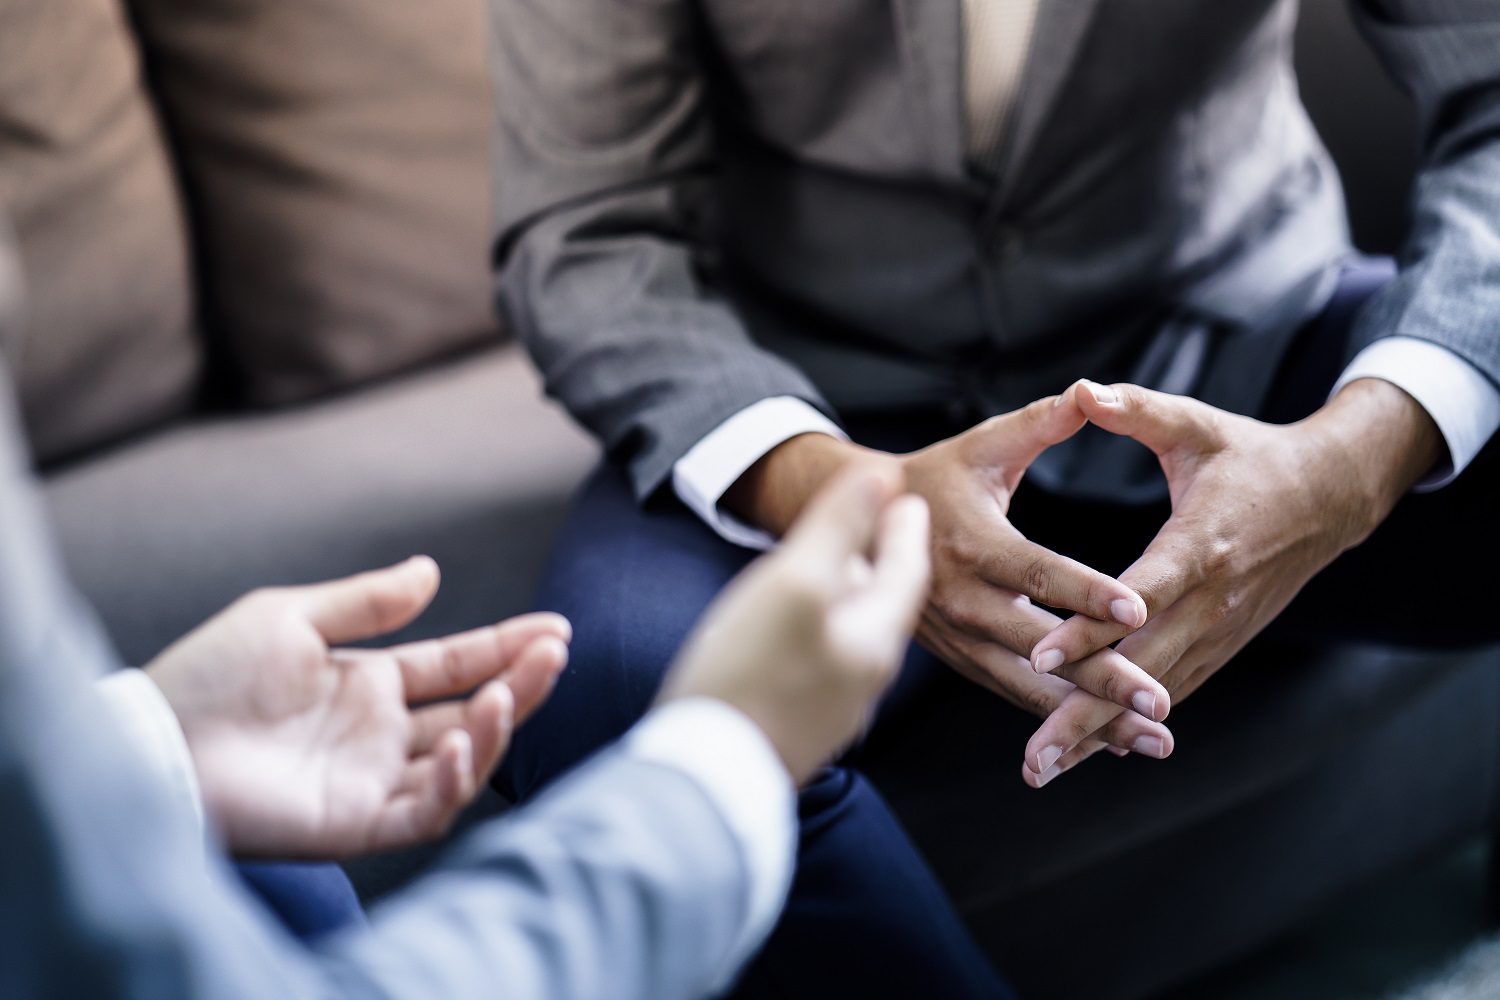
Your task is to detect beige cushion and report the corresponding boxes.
[44,346,597,665]
[126,0,502,406]
[0,0,201,465]
[0,220,21,364]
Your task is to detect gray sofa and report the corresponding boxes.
[5,2,1495,998]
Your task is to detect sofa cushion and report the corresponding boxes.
[0,220,20,364]
[0,0,200,466]
[43,345,596,666]
[125,0,501,407]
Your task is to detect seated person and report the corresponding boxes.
[0,342,944,998]
[488,2,1500,992]
[489,1,1500,995]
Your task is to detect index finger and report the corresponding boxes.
[1023,684,1173,775]
[864,494,933,632]
[390,612,572,703]
[1030,526,1200,673]
[976,532,1146,628]
[780,462,904,588]
[827,495,933,672]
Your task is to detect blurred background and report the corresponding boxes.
[0,1,1493,996]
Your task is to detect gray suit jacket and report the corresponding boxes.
[0,345,758,997]
[492,0,1500,502]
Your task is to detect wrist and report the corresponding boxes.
[723,433,897,537]
[141,661,186,730]
[1304,378,1442,532]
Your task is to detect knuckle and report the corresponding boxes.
[1062,714,1095,747]
[1201,536,1237,577]
[1084,577,1111,618]
[239,588,286,615]
[1202,409,1231,448]
[994,619,1032,656]
[1097,667,1126,707]
[1204,589,1241,628]
[932,533,973,574]
[1021,397,1053,425]
[1104,715,1145,746]
[937,591,983,633]
[1021,684,1055,718]
[927,571,958,606]
[936,593,972,632]
[1022,556,1055,606]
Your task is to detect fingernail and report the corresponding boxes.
[1034,763,1062,788]
[1107,746,1130,758]
[1081,379,1118,405]
[1132,735,1167,759]
[1110,596,1146,628]
[1033,648,1065,674]
[1132,690,1159,721]
[1036,745,1065,773]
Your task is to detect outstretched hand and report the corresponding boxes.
[146,557,570,859]
[661,464,933,783]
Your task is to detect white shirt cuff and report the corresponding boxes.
[95,669,205,836]
[672,397,847,551]
[625,698,797,993]
[1332,337,1500,491]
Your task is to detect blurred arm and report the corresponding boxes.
[327,699,794,1000]
[0,350,793,1000]
[95,668,205,835]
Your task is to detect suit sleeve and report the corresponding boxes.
[1346,1,1500,396]
[322,744,780,1000]
[488,0,835,499]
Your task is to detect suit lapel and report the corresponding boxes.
[892,0,1101,192]
[993,0,1101,199]
[892,0,967,183]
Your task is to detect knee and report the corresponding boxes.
[495,462,747,798]
[496,601,679,800]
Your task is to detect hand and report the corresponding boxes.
[725,397,1173,757]
[145,557,571,859]
[661,464,930,783]
[1021,378,1442,786]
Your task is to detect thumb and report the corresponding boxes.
[779,462,903,591]
[299,556,441,644]
[1073,381,1222,457]
[828,493,932,669]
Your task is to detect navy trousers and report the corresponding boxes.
[494,256,1496,998]
[237,862,364,942]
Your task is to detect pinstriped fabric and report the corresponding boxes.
[962,0,1040,172]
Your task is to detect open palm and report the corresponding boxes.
[145,557,569,859]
